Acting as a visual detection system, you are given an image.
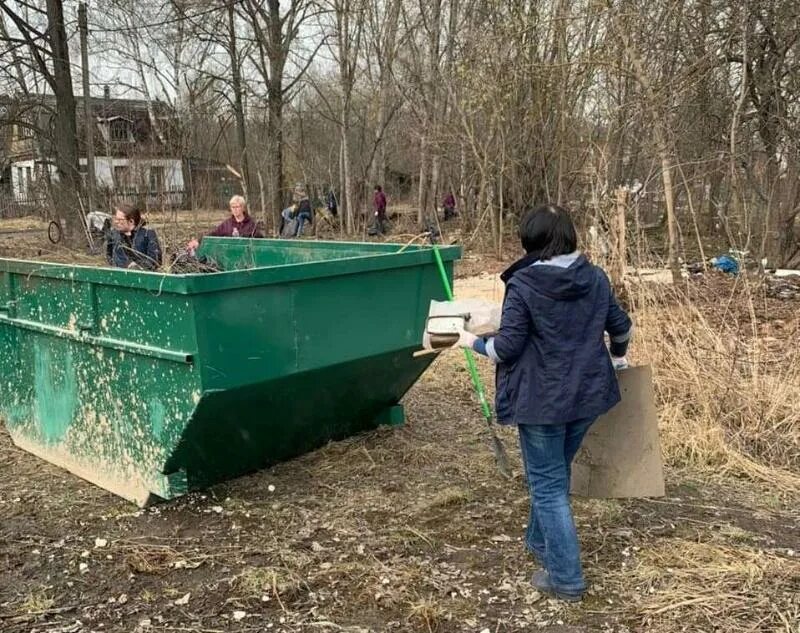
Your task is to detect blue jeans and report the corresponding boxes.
[281,209,311,237]
[518,417,595,594]
[295,211,312,236]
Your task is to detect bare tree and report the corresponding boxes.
[243,0,324,229]
[321,0,364,232]
[365,0,403,188]
[727,0,800,265]
[1,0,82,240]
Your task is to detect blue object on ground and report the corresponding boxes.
[711,254,739,275]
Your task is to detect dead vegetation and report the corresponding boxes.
[631,274,800,492]
[622,538,799,631]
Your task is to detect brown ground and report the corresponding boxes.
[0,215,798,633]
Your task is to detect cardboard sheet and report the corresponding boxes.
[571,365,665,498]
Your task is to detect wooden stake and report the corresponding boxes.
[614,186,628,286]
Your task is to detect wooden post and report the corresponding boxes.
[257,170,268,234]
[613,186,628,286]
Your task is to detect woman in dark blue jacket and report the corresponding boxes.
[106,203,163,271]
[457,204,632,602]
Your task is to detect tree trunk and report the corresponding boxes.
[417,134,429,224]
[369,0,401,187]
[430,154,441,223]
[609,5,681,283]
[486,173,498,252]
[332,0,363,234]
[267,84,283,230]
[497,170,504,258]
[46,0,82,242]
[339,139,346,236]
[266,0,285,230]
[341,102,355,233]
[413,0,442,226]
[660,150,682,284]
[458,141,467,218]
[227,0,251,200]
[611,187,628,285]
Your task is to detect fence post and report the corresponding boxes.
[612,186,628,287]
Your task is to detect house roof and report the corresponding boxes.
[0,93,172,118]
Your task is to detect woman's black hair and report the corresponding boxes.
[518,204,577,260]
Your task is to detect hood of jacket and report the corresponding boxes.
[510,251,595,301]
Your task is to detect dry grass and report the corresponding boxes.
[122,543,184,574]
[234,566,306,600]
[18,589,55,614]
[629,275,800,494]
[119,541,214,574]
[414,487,473,513]
[406,595,448,632]
[611,538,800,632]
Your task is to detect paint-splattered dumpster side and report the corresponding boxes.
[0,240,461,504]
[0,261,200,505]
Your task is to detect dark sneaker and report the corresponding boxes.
[531,569,584,603]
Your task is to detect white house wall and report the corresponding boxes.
[86,157,184,189]
[10,159,36,198]
[9,157,184,201]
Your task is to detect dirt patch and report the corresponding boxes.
[454,273,505,302]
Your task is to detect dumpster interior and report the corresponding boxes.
[197,238,427,271]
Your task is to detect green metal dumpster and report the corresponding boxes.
[0,239,461,505]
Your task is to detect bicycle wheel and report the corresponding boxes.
[47,220,63,244]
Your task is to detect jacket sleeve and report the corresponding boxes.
[144,230,163,270]
[486,285,531,364]
[105,234,114,265]
[604,277,633,357]
[208,221,227,237]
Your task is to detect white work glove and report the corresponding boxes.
[454,328,478,349]
[611,356,629,370]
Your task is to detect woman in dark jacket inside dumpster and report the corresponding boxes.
[454,204,632,602]
[106,203,163,271]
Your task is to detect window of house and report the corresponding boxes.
[15,120,34,140]
[110,119,133,142]
[25,166,32,186]
[114,165,130,186]
[149,166,165,192]
[17,167,23,194]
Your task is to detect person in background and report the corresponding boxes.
[280,191,313,238]
[187,195,263,253]
[372,184,388,235]
[106,203,162,270]
[326,188,338,217]
[454,204,632,602]
[443,190,456,220]
[294,189,313,236]
[280,202,297,237]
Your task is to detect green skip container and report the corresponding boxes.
[0,239,460,505]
